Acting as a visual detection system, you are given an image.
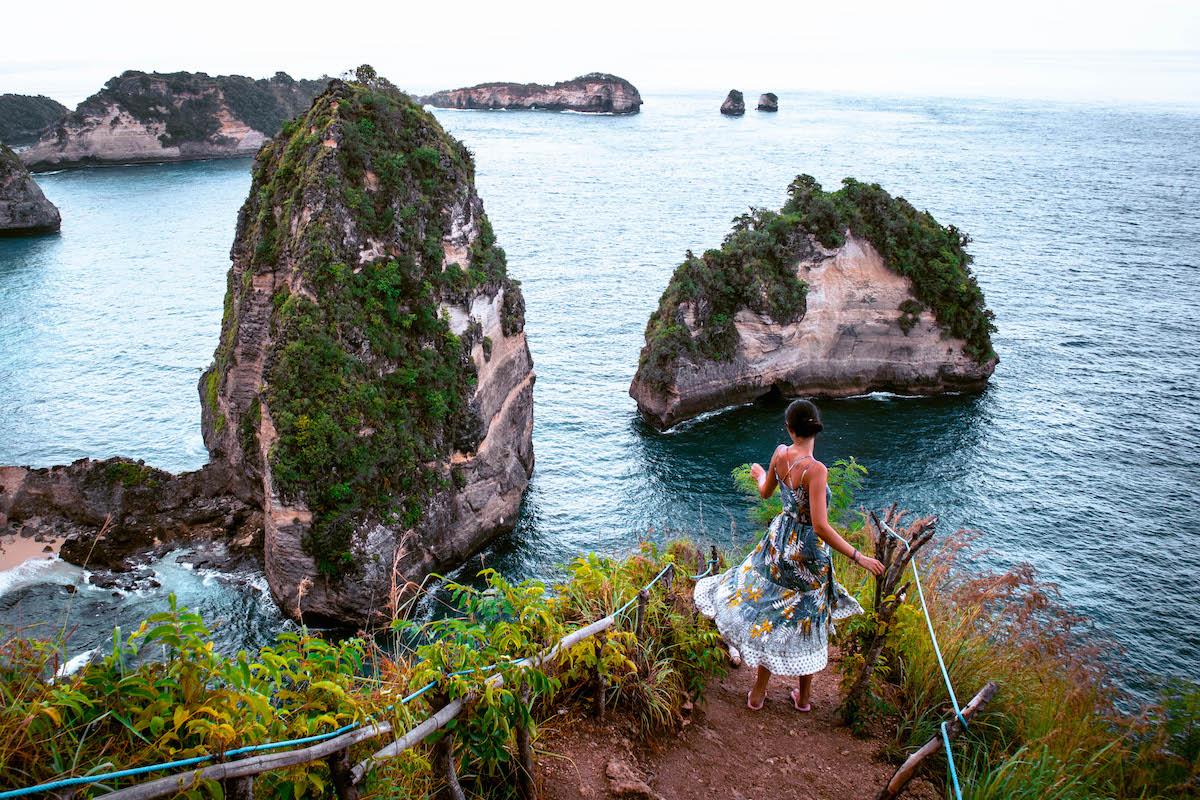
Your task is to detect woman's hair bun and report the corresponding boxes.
[785,399,824,438]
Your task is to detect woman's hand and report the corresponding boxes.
[750,463,766,482]
[858,554,885,577]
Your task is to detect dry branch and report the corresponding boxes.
[876,681,998,799]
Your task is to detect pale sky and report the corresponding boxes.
[3,0,1198,106]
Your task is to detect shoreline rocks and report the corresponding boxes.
[421,73,642,114]
[757,92,778,112]
[720,90,745,116]
[0,144,60,235]
[630,175,997,430]
[20,71,329,171]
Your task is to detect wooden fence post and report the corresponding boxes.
[431,730,466,800]
[515,683,537,800]
[634,589,649,642]
[593,638,607,721]
[710,545,719,572]
[663,563,674,593]
[220,776,253,800]
[326,747,358,800]
[875,682,998,799]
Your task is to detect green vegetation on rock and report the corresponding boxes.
[637,175,996,390]
[211,69,520,575]
[0,94,68,145]
[69,71,328,147]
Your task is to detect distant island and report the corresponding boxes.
[421,73,642,114]
[0,94,69,146]
[20,71,330,170]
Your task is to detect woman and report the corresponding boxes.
[695,399,885,711]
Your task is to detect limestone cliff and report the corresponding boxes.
[421,73,642,114]
[200,74,534,624]
[630,175,997,429]
[0,94,68,145]
[20,71,328,170]
[721,90,745,116]
[0,144,60,235]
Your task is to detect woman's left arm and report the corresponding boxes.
[808,464,885,577]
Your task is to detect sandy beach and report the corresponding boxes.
[0,532,64,572]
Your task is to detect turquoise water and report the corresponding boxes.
[1,93,1197,695]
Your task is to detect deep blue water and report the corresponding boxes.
[1,93,1197,696]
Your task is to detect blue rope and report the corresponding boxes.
[3,557,693,798]
[877,518,967,799]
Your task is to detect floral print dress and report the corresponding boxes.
[694,457,864,675]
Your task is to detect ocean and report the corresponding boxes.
[1,91,1197,697]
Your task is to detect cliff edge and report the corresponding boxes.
[200,71,534,624]
[0,144,60,235]
[21,71,329,170]
[629,175,997,429]
[0,94,69,146]
[421,73,642,114]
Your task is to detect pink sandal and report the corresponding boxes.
[746,690,765,711]
[790,688,812,712]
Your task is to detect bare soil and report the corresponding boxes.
[536,664,939,800]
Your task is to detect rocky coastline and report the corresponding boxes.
[630,175,997,429]
[0,144,60,235]
[421,73,642,114]
[20,71,329,170]
[0,70,535,626]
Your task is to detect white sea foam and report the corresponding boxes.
[0,554,79,596]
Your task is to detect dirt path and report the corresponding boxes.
[537,663,938,800]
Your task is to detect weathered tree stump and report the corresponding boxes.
[837,506,937,728]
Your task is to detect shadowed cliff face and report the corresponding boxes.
[20,71,328,170]
[0,144,60,235]
[630,175,997,430]
[200,77,534,625]
[421,73,642,114]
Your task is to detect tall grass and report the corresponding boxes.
[731,461,1199,798]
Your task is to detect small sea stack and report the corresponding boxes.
[757,92,779,112]
[629,174,998,429]
[721,90,745,116]
[0,144,60,235]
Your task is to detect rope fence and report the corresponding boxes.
[2,549,722,800]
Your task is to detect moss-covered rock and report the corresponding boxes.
[20,71,330,169]
[0,143,60,235]
[201,70,534,624]
[630,175,997,428]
